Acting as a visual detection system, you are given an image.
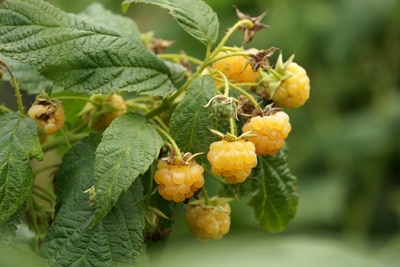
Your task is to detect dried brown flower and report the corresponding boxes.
[234,6,269,43]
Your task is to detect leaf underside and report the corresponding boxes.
[0,54,62,95]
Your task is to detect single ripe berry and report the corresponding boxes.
[81,93,127,131]
[28,98,66,135]
[212,50,259,83]
[207,139,257,184]
[272,62,310,108]
[186,201,231,241]
[154,159,205,203]
[242,111,291,156]
[98,94,127,129]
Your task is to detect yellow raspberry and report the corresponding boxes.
[154,159,204,203]
[272,62,310,108]
[242,111,291,156]
[99,94,127,128]
[81,93,127,131]
[28,97,66,135]
[212,50,259,83]
[207,139,257,183]
[186,200,231,241]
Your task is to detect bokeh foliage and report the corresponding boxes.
[1,0,399,266]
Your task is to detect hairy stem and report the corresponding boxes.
[41,132,88,153]
[0,60,25,115]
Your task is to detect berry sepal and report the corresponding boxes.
[260,53,310,108]
[261,53,295,97]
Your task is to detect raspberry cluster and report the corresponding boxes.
[154,159,205,203]
[185,200,231,240]
[242,111,291,156]
[207,139,257,183]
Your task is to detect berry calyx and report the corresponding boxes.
[207,132,257,184]
[79,93,127,131]
[242,108,291,156]
[28,94,66,135]
[154,153,205,203]
[185,197,231,241]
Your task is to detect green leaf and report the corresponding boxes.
[93,113,163,225]
[0,54,61,95]
[0,206,23,242]
[219,176,261,199]
[41,133,145,266]
[80,3,141,39]
[169,75,218,156]
[122,0,219,46]
[249,148,299,233]
[0,113,42,225]
[0,0,175,97]
[162,60,187,86]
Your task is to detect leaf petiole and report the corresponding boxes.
[0,105,12,113]
[158,53,203,66]
[41,132,88,153]
[209,19,253,60]
[55,95,98,106]
[201,187,210,206]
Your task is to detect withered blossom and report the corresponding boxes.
[246,47,277,71]
[234,6,269,43]
[148,38,174,54]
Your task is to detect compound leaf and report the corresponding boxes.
[249,148,299,233]
[0,113,42,225]
[41,133,145,266]
[93,113,163,225]
[0,0,175,97]
[122,0,219,46]
[169,75,218,157]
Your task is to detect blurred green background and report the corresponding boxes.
[1,0,399,266]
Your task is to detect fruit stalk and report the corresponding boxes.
[209,19,253,60]
[153,125,182,161]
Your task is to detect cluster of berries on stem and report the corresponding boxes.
[148,7,310,241]
[22,6,310,242]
